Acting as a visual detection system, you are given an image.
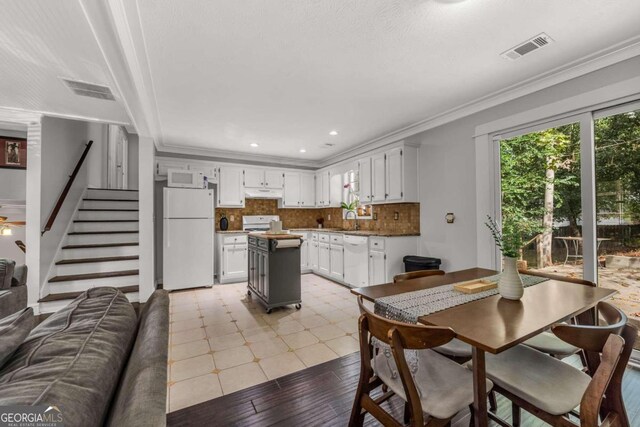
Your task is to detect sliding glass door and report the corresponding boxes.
[499,120,585,279]
[594,105,640,348]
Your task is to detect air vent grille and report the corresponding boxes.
[501,33,554,61]
[61,78,115,101]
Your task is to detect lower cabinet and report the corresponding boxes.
[309,238,319,270]
[330,244,344,280]
[369,250,386,285]
[217,234,248,284]
[300,232,310,271]
[318,243,330,275]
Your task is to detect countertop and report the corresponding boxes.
[217,229,420,237]
[248,232,303,240]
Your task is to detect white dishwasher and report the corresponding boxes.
[343,235,369,287]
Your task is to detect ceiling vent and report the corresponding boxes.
[323,143,335,148]
[501,33,554,61]
[61,78,115,101]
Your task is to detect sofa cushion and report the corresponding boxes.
[0,307,33,367]
[0,259,15,290]
[107,289,169,427]
[11,265,27,287]
[0,287,137,427]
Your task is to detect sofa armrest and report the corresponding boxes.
[106,290,170,427]
[0,285,28,319]
[12,265,28,287]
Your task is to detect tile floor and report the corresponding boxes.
[167,273,361,412]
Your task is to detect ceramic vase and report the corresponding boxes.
[498,256,524,300]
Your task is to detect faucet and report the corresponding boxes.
[344,210,360,231]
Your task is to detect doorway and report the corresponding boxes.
[107,124,128,190]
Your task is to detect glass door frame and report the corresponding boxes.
[491,112,597,282]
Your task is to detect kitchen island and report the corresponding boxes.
[247,232,303,313]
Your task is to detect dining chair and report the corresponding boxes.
[518,270,596,362]
[350,296,493,427]
[393,270,445,283]
[471,302,635,427]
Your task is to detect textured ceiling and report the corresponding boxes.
[0,0,130,124]
[137,0,640,160]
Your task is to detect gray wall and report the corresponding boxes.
[0,129,27,201]
[415,55,640,271]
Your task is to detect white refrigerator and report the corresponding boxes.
[163,188,214,290]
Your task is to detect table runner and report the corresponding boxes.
[374,273,549,323]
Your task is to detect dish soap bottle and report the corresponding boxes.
[220,213,229,231]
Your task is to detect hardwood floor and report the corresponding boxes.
[166,352,640,426]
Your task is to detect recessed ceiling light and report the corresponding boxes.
[329,130,338,136]
[299,149,307,153]
[250,143,259,147]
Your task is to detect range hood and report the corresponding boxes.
[244,188,283,199]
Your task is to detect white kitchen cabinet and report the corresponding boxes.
[358,157,372,203]
[321,172,330,206]
[385,147,403,201]
[371,153,386,202]
[218,166,245,207]
[315,173,323,206]
[329,171,343,207]
[217,233,248,283]
[318,242,330,275]
[244,168,264,188]
[283,172,301,207]
[309,240,319,270]
[156,158,188,179]
[369,250,386,285]
[300,232,310,271]
[188,164,218,184]
[264,170,284,189]
[300,173,315,207]
[329,244,344,280]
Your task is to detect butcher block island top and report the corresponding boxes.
[248,232,303,240]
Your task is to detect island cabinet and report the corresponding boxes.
[247,234,303,313]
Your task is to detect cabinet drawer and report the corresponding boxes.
[258,239,269,250]
[318,233,330,243]
[248,236,257,246]
[311,232,319,241]
[329,234,343,245]
[222,234,248,245]
[370,237,385,250]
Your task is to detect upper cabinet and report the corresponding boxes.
[315,171,331,207]
[218,166,245,207]
[358,143,418,204]
[244,168,284,189]
[282,172,315,208]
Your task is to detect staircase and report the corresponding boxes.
[39,188,140,313]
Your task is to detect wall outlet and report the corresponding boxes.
[230,215,235,222]
[394,212,399,220]
[373,213,378,220]
[327,214,331,221]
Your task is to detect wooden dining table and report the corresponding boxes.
[351,267,617,427]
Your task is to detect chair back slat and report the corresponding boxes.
[580,334,624,427]
[357,297,456,349]
[552,302,626,353]
[393,269,445,283]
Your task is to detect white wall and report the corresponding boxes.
[414,55,640,271]
[86,122,108,188]
[37,117,94,293]
[127,132,139,189]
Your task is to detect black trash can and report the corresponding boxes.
[403,256,442,272]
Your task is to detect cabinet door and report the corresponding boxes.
[247,248,254,287]
[244,168,264,188]
[261,252,269,299]
[369,251,386,285]
[300,239,308,269]
[299,174,315,207]
[157,158,188,177]
[309,242,319,270]
[385,147,403,201]
[222,244,247,280]
[330,245,344,280]
[321,172,331,207]
[318,243,330,274]
[315,173,323,206]
[329,171,343,207]
[358,157,372,203]
[371,153,386,202]
[283,172,300,207]
[264,170,284,189]
[218,166,245,207]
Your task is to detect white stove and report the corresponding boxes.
[242,215,280,232]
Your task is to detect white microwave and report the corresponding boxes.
[167,168,206,188]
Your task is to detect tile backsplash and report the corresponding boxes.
[216,199,420,234]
